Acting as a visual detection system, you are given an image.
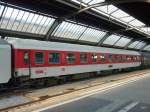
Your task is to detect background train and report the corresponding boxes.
[0,38,150,88]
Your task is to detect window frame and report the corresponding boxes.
[100,53,107,63]
[137,56,140,62]
[134,56,137,62]
[23,51,30,65]
[48,52,61,64]
[91,53,98,63]
[126,55,132,62]
[115,54,121,63]
[80,53,88,64]
[34,51,44,65]
[66,52,76,64]
[108,54,114,63]
[121,55,126,62]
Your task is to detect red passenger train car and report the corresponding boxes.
[0,39,144,87]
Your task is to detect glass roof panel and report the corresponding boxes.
[31,15,45,34]
[111,9,129,18]
[0,5,4,15]
[96,6,108,13]
[36,17,54,34]
[128,41,140,48]
[143,45,150,50]
[81,0,94,4]
[97,5,118,14]
[120,16,135,23]
[141,27,150,32]
[3,8,19,30]
[103,34,121,45]
[79,28,106,42]
[115,37,131,47]
[52,21,87,40]
[92,8,108,16]
[0,4,55,35]
[129,19,145,27]
[71,1,147,36]
[108,5,118,14]
[88,0,105,5]
[134,42,146,49]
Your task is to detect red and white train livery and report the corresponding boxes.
[0,39,145,85]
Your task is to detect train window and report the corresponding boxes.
[49,53,60,64]
[131,56,134,61]
[80,53,88,63]
[120,55,122,62]
[126,56,131,62]
[35,52,44,64]
[136,56,138,61]
[121,55,126,62]
[91,53,98,63]
[100,54,106,63]
[115,55,120,63]
[129,56,132,62]
[23,51,29,64]
[126,56,129,62]
[137,56,140,61]
[134,56,137,61]
[66,53,76,64]
[108,54,113,63]
[133,56,137,61]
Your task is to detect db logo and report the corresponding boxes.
[35,70,44,74]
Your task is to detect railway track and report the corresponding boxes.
[0,69,150,112]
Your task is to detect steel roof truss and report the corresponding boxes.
[45,19,62,40]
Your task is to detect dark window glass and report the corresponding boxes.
[100,54,106,63]
[49,53,60,64]
[91,54,98,63]
[121,55,126,62]
[115,55,120,63]
[23,51,29,64]
[80,53,88,63]
[66,53,76,64]
[120,55,123,62]
[35,52,44,64]
[130,56,133,61]
[131,56,134,61]
[108,54,113,63]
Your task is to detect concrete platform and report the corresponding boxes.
[26,69,149,100]
[1,69,150,112]
[33,71,150,112]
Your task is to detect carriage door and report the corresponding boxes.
[23,50,31,76]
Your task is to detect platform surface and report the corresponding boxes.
[39,72,150,112]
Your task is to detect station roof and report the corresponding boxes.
[0,0,150,52]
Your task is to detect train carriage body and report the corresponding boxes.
[8,39,141,80]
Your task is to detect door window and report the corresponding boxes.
[23,51,29,64]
